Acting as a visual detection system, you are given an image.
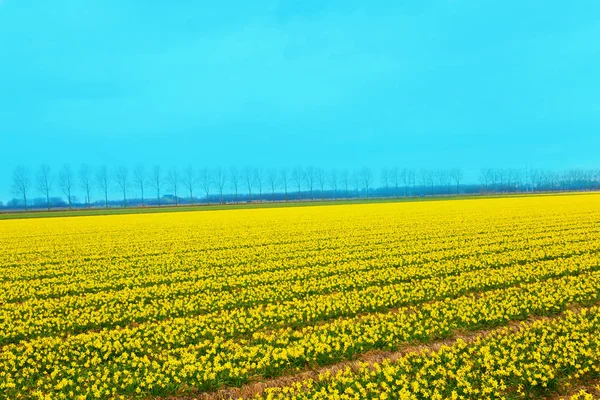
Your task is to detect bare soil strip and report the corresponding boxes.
[167,307,586,400]
[548,377,600,399]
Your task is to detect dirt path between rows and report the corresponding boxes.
[167,309,578,400]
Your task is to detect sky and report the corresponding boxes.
[1,0,599,201]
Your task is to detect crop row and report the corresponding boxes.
[2,217,594,302]
[261,304,600,399]
[3,257,600,397]
[2,240,599,345]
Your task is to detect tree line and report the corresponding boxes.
[5,164,600,210]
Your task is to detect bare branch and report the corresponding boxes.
[114,166,129,208]
[79,164,93,208]
[96,166,110,208]
[133,165,146,206]
[59,164,74,209]
[12,166,31,210]
[36,164,53,210]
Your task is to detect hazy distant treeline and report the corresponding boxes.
[4,164,600,211]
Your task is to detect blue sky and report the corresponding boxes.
[1,1,599,200]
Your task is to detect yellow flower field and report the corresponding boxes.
[1,194,600,399]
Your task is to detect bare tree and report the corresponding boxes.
[305,166,316,200]
[328,169,338,200]
[199,168,212,205]
[508,169,520,193]
[214,167,227,204]
[389,167,399,198]
[548,170,558,191]
[133,165,146,206]
[182,166,196,205]
[495,169,505,193]
[547,170,558,191]
[574,169,585,191]
[531,169,542,191]
[254,168,264,202]
[593,170,600,191]
[114,166,129,208]
[580,170,591,190]
[380,168,389,196]
[491,168,500,192]
[489,169,499,193]
[267,168,278,201]
[401,168,409,197]
[59,164,74,209]
[442,170,452,195]
[317,168,327,200]
[242,167,254,202]
[36,164,53,210]
[418,170,427,194]
[229,167,240,203]
[280,168,289,201]
[361,167,373,199]
[419,169,435,195]
[150,165,163,206]
[436,170,448,196]
[479,168,493,193]
[427,170,435,195]
[451,168,463,195]
[79,164,93,209]
[567,169,578,191]
[408,169,417,195]
[167,167,180,206]
[96,165,110,208]
[523,165,532,192]
[292,167,304,200]
[12,166,31,210]
[341,169,350,198]
[351,169,360,197]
